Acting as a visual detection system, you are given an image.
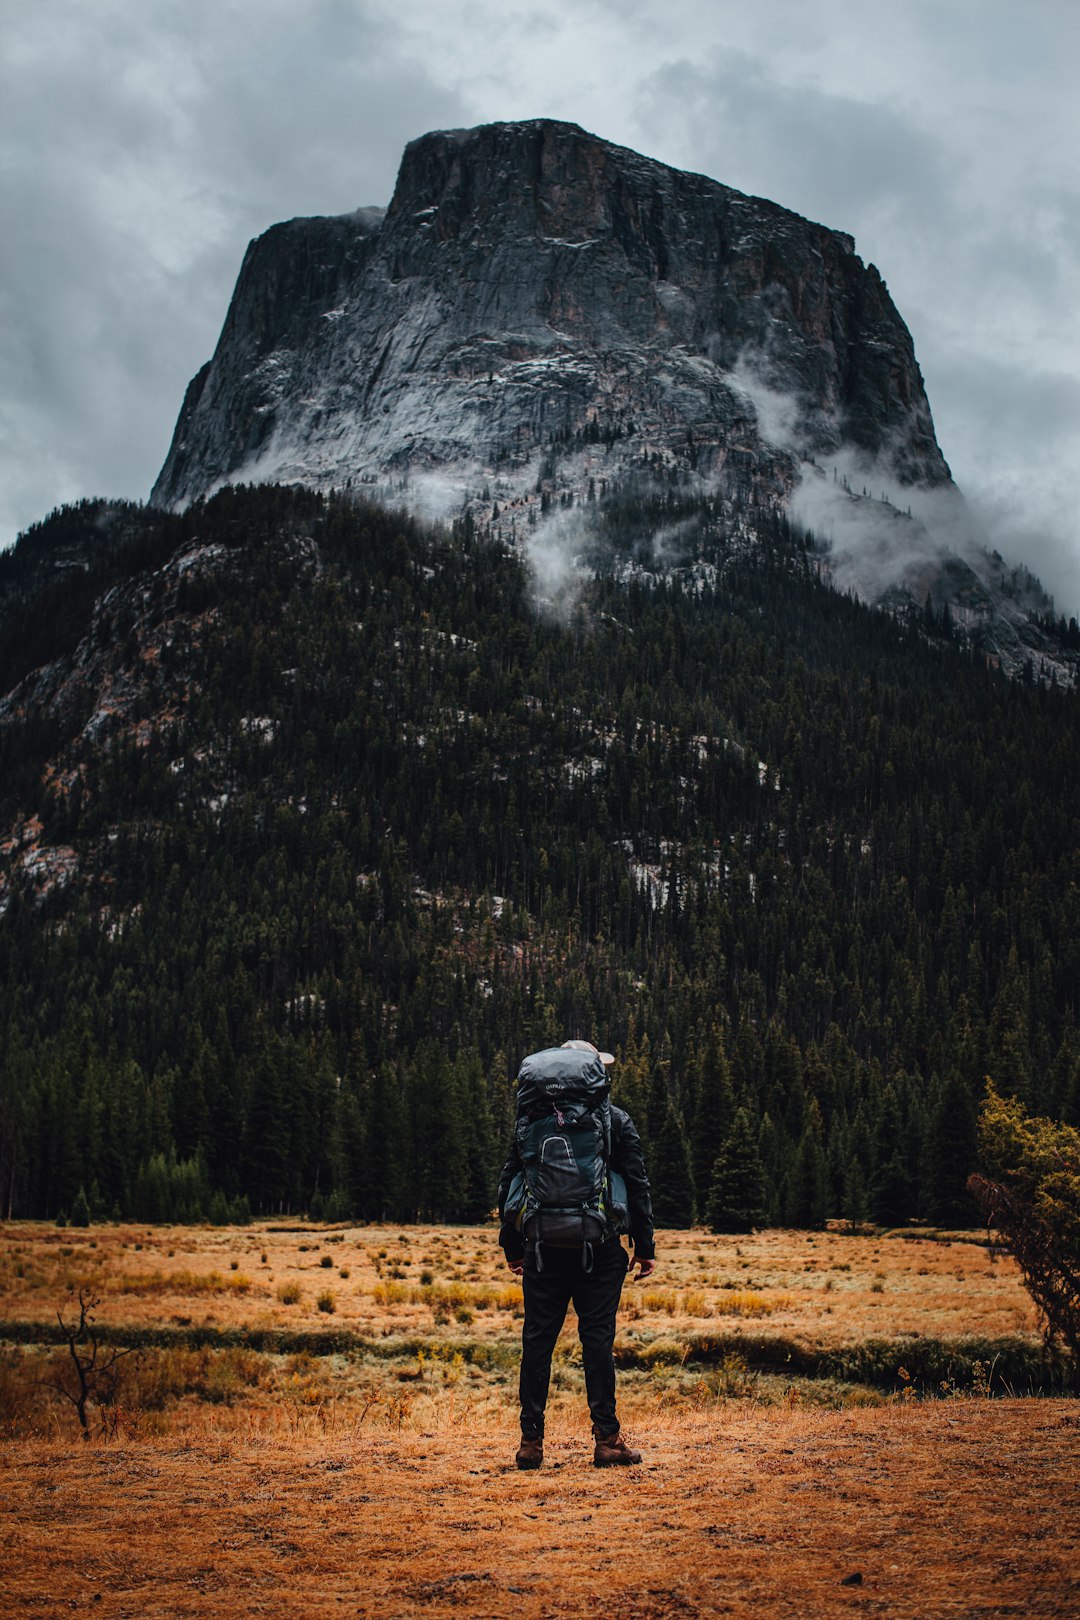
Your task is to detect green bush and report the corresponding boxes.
[970,1083,1080,1358]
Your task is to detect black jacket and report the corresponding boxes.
[497,1103,655,1263]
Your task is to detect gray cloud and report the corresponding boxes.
[924,349,1080,614]
[2,0,1078,615]
[0,1,465,543]
[629,27,1080,611]
[638,50,950,239]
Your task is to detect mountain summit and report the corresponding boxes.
[151,120,1067,677]
[153,119,946,508]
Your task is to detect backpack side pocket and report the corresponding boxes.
[606,1169,629,1234]
[501,1168,527,1233]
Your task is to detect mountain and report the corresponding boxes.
[153,119,946,508]
[2,125,1079,1227]
[151,119,1073,680]
[2,484,1079,1225]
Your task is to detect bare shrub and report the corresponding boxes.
[49,1293,139,1439]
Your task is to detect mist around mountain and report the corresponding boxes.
[2,482,1079,1226]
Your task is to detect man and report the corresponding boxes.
[498,1039,656,1469]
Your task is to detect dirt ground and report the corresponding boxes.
[3,1401,1078,1620]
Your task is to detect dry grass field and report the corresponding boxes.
[2,1220,1077,1617]
[0,1217,1040,1343]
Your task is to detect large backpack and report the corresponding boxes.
[503,1046,628,1269]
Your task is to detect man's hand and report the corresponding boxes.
[628,1253,656,1280]
[505,1257,524,1276]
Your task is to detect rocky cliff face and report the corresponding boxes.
[152,120,948,516]
[150,120,1074,680]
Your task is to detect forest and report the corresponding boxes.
[1,483,1078,1229]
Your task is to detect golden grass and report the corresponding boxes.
[0,1221,1038,1348]
[638,1286,782,1318]
[0,1216,1059,1457]
[370,1279,521,1312]
[1,1402,1077,1619]
[112,1269,253,1296]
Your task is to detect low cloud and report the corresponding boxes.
[524,506,595,618]
[632,37,1080,616]
[523,484,709,620]
[726,346,1000,605]
[791,455,969,603]
[727,352,806,457]
[651,516,702,568]
[919,345,1080,614]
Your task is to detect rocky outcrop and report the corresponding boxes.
[146,119,1079,682]
[152,120,949,513]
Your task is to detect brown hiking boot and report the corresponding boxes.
[593,1427,641,1467]
[515,1436,544,1469]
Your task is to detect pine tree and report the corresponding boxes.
[756,1111,785,1225]
[649,1101,695,1227]
[925,1070,979,1226]
[689,1024,734,1201]
[705,1108,766,1232]
[730,1021,764,1106]
[786,1099,829,1228]
[871,1087,914,1226]
[244,1037,290,1214]
[367,1061,407,1220]
[610,1030,654,1164]
[841,1150,871,1224]
[457,1048,497,1220]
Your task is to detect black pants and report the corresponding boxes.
[519,1239,629,1440]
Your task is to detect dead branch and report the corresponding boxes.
[50,1292,139,1439]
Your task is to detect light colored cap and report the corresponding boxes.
[561,1038,615,1067]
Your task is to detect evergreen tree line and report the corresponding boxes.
[1,485,1078,1227]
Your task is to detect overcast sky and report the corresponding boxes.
[3,0,1078,607]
